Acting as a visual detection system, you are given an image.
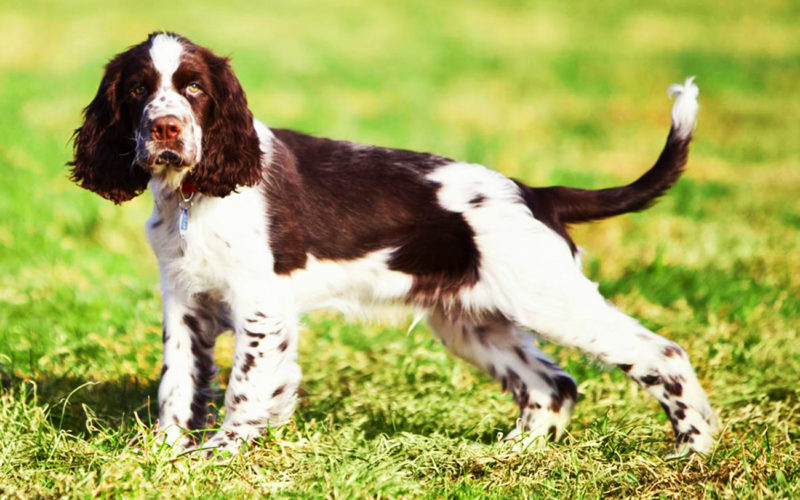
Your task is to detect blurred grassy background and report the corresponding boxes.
[0,0,798,497]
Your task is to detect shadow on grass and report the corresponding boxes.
[0,371,160,436]
[2,368,505,445]
[358,406,502,445]
[298,379,506,445]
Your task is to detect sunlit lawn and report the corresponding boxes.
[0,0,798,497]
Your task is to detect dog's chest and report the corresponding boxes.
[146,186,272,295]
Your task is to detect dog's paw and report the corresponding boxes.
[500,407,572,452]
[152,424,192,454]
[183,429,243,458]
[501,421,548,452]
[666,399,718,458]
[668,422,716,459]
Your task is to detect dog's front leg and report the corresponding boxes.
[156,289,218,450]
[200,297,301,454]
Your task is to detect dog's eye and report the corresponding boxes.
[131,85,147,97]
[185,82,203,95]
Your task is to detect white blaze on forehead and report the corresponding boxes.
[141,33,201,181]
[149,34,184,87]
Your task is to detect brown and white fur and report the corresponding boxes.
[70,32,716,456]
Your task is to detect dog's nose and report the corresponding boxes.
[151,116,181,141]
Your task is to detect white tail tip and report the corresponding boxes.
[667,76,699,139]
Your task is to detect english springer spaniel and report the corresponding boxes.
[70,32,716,456]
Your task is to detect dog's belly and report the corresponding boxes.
[282,248,415,314]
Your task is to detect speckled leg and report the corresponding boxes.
[429,310,577,446]
[511,267,717,455]
[193,309,301,455]
[156,292,228,450]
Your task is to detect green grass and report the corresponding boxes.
[1,0,799,497]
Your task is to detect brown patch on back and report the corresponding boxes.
[266,129,481,303]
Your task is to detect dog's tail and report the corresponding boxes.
[520,77,699,225]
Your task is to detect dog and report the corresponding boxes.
[69,32,716,455]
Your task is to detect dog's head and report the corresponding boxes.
[69,32,262,203]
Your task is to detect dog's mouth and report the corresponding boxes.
[155,149,185,168]
[135,143,197,190]
[136,144,194,171]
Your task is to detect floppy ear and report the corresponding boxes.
[69,56,151,204]
[186,53,263,197]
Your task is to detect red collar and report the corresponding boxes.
[180,179,197,196]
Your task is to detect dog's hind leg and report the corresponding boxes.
[428,309,577,446]
[488,247,717,455]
